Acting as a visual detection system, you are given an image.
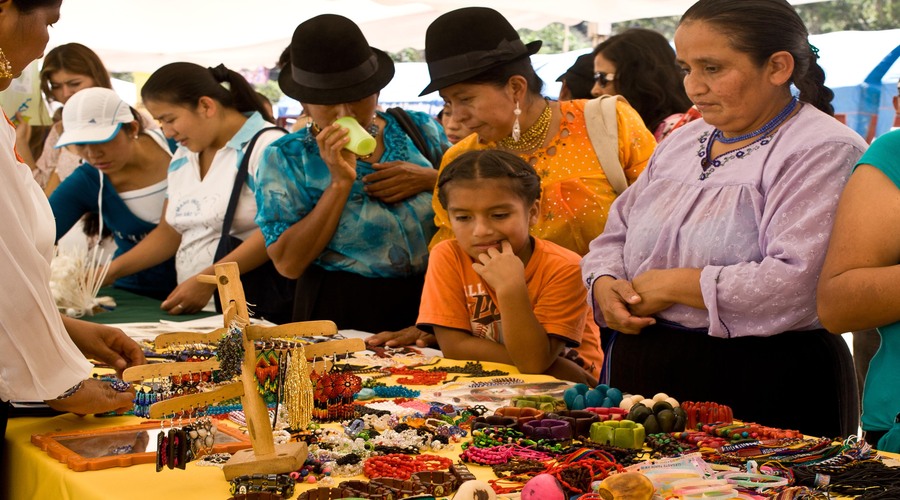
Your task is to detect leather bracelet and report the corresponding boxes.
[471,415,518,431]
[521,418,573,440]
[413,470,458,497]
[494,407,545,428]
[338,480,392,500]
[295,486,356,500]
[547,410,600,438]
[450,463,477,484]
[369,477,428,497]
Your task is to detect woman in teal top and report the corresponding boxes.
[819,128,900,448]
[255,14,449,332]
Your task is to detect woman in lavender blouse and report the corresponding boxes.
[581,0,867,438]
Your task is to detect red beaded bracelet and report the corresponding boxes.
[363,454,418,479]
[414,454,453,471]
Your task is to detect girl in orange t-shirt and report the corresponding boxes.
[417,150,602,384]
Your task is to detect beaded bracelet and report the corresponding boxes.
[229,473,294,498]
[54,380,84,400]
[547,410,600,438]
[522,419,573,441]
[364,454,419,479]
[494,407,545,428]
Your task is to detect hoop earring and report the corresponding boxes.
[512,101,522,142]
[0,48,13,79]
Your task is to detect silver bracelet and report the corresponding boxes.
[54,380,84,400]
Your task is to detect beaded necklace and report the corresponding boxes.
[497,101,552,152]
[700,97,799,174]
[715,96,798,144]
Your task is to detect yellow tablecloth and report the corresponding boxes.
[3,360,558,500]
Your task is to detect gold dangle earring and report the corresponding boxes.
[512,101,522,142]
[0,48,13,79]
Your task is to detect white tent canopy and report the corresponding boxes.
[49,0,827,73]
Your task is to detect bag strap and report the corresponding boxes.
[584,95,628,195]
[221,126,285,238]
[386,107,441,168]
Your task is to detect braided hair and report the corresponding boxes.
[437,150,541,210]
[680,0,834,115]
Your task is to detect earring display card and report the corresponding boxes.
[31,420,251,472]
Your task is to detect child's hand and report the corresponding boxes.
[472,240,526,294]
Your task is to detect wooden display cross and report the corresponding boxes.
[123,262,366,480]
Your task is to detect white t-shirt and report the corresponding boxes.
[0,113,91,402]
[165,112,283,284]
[119,130,171,224]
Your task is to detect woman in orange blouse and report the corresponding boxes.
[366,7,655,348]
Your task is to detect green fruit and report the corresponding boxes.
[652,401,674,414]
[657,409,676,433]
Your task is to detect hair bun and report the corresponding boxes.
[208,64,230,82]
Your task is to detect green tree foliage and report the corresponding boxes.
[613,0,897,38]
[255,79,282,104]
[517,22,594,53]
[383,1,897,62]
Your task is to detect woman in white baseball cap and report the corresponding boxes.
[50,87,177,299]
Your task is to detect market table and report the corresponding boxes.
[3,289,894,499]
[3,359,558,500]
[85,287,217,324]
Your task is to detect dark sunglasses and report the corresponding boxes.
[593,72,615,87]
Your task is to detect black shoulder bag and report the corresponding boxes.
[213,126,295,324]
[386,107,442,168]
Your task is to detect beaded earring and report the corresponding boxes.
[254,348,279,398]
[366,113,379,138]
[511,101,522,142]
[283,347,313,430]
[0,49,12,79]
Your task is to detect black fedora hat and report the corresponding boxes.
[420,7,541,96]
[279,14,395,105]
[556,53,595,99]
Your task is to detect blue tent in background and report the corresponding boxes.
[280,30,900,141]
[812,29,900,141]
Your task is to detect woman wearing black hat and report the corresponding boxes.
[256,14,450,332]
[366,7,657,350]
[422,7,656,258]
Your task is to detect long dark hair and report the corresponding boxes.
[437,150,541,210]
[141,62,274,122]
[594,29,693,131]
[680,0,833,115]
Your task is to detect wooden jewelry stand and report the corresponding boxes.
[122,262,366,480]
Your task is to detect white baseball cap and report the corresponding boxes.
[55,87,135,148]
